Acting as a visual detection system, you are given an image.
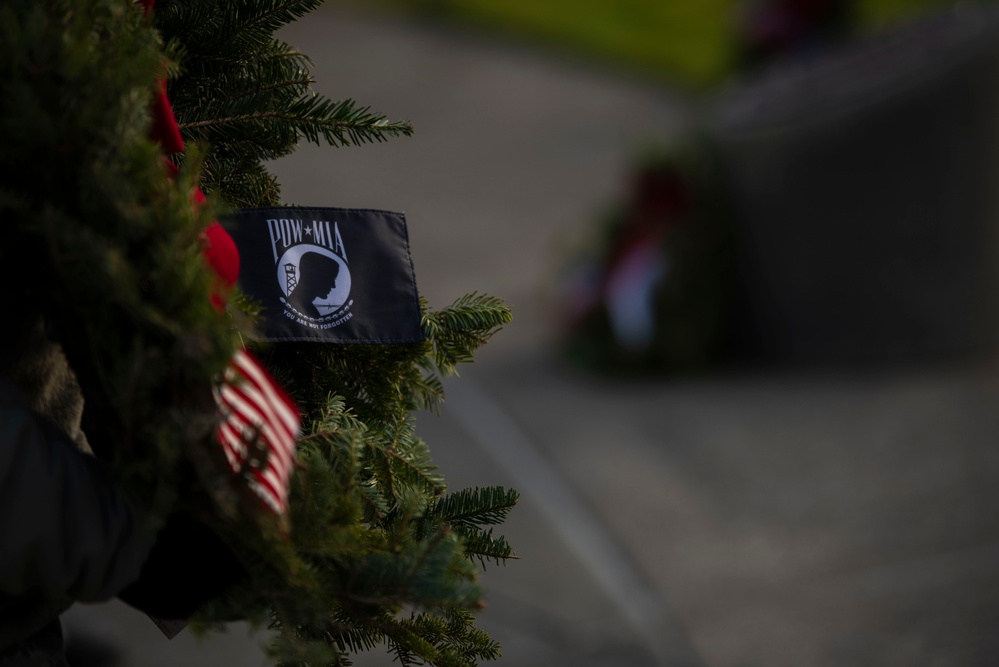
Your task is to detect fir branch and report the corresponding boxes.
[369,418,446,500]
[225,0,326,50]
[389,609,503,667]
[178,97,414,148]
[423,294,513,374]
[359,478,393,522]
[202,153,283,207]
[407,370,447,413]
[459,529,517,569]
[383,621,444,667]
[154,0,324,57]
[367,445,398,513]
[227,73,313,101]
[422,487,520,530]
[440,609,503,662]
[385,444,447,500]
[432,293,514,329]
[156,0,413,208]
[408,609,503,665]
[173,42,313,102]
[324,620,385,656]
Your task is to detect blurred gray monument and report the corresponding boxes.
[708,6,999,366]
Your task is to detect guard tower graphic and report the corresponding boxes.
[284,262,297,294]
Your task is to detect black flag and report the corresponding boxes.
[223,207,424,343]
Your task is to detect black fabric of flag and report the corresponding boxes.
[223,207,424,343]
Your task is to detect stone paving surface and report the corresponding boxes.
[65,6,999,666]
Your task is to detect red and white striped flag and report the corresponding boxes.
[213,348,301,514]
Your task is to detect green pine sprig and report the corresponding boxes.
[422,293,514,376]
[153,0,414,207]
[419,487,519,567]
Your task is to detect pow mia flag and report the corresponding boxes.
[223,207,424,343]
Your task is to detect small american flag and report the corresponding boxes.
[213,349,301,514]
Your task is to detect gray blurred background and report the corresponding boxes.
[65,3,999,665]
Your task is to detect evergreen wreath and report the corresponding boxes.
[0,0,517,665]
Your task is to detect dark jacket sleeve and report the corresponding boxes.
[117,511,247,620]
[0,378,154,603]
